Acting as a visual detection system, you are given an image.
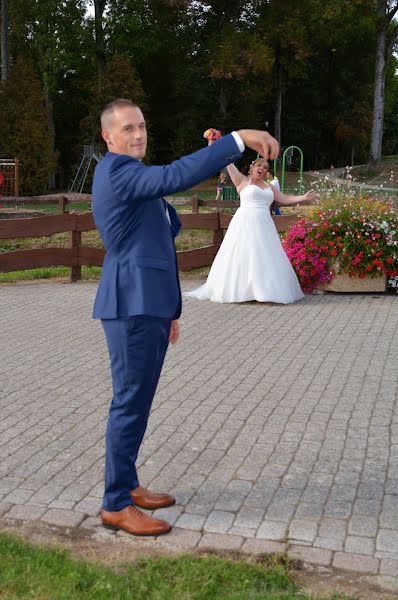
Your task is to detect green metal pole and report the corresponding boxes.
[281,146,304,194]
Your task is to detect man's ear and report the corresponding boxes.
[102,129,111,145]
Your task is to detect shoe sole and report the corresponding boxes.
[102,523,172,536]
[132,499,176,510]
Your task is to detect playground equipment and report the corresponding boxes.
[0,158,19,198]
[257,145,304,194]
[281,146,303,194]
[69,144,103,193]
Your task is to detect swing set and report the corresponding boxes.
[259,145,304,194]
[0,158,19,199]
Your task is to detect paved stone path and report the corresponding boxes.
[0,282,397,590]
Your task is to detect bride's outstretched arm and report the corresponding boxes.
[226,163,246,188]
[271,186,317,206]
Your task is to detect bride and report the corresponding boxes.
[184,158,316,304]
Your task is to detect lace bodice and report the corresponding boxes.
[239,183,274,210]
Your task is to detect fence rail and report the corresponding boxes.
[0,195,299,279]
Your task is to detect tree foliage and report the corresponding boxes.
[0,58,57,194]
[1,0,398,192]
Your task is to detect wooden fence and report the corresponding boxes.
[0,195,299,280]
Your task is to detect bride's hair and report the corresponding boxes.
[248,158,269,175]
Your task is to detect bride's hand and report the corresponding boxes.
[301,190,317,203]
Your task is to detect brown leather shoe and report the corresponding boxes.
[101,505,172,536]
[131,486,176,510]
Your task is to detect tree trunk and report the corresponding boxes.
[368,21,387,165]
[218,78,227,123]
[44,83,56,189]
[274,61,282,145]
[94,0,107,88]
[1,0,10,81]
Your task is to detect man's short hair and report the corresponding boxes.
[100,99,139,128]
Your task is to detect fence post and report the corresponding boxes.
[70,216,82,282]
[14,158,19,209]
[212,212,224,246]
[191,195,199,213]
[58,195,67,214]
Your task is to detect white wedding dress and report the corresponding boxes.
[184,182,305,304]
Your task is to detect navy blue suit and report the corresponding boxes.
[92,135,242,511]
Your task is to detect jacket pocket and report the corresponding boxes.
[135,256,169,270]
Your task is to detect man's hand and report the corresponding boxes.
[169,320,180,345]
[237,130,279,160]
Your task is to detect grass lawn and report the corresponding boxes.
[0,531,355,600]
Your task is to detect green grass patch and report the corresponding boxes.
[0,266,101,283]
[0,532,356,600]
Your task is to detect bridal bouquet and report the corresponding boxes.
[283,195,398,293]
[203,128,222,142]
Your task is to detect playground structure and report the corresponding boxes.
[69,145,103,193]
[0,159,19,199]
[280,146,303,194]
[255,145,304,195]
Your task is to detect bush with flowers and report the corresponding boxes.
[282,194,398,293]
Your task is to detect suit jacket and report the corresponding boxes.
[92,134,242,320]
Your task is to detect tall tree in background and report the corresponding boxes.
[368,0,398,164]
[80,53,147,146]
[0,58,57,194]
[258,1,312,145]
[94,0,107,85]
[1,0,10,80]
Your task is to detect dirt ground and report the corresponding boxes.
[0,520,396,600]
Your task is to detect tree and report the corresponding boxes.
[1,0,10,80]
[368,0,398,164]
[94,0,107,84]
[0,58,57,194]
[80,53,146,139]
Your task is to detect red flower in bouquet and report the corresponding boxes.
[203,128,222,142]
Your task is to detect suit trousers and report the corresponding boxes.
[101,315,171,512]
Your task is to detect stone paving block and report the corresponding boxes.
[198,533,243,551]
[333,552,379,575]
[256,520,287,541]
[242,538,286,555]
[6,504,46,521]
[314,537,343,551]
[80,516,102,530]
[288,519,318,543]
[234,507,264,530]
[0,503,13,517]
[156,527,201,549]
[377,529,398,554]
[318,518,347,540]
[353,498,382,516]
[3,488,35,505]
[41,508,85,528]
[74,497,101,516]
[294,502,323,520]
[344,536,375,556]
[49,499,76,510]
[380,558,398,576]
[348,515,378,537]
[288,545,332,567]
[265,502,297,521]
[29,485,65,505]
[203,511,235,534]
[175,513,205,531]
[228,526,256,538]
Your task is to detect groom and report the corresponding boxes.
[92,98,279,536]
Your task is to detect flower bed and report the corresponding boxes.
[282,195,398,293]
